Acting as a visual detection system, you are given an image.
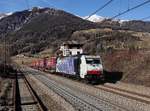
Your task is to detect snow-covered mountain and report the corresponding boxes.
[0,12,12,20]
[83,14,105,22]
[0,13,7,20]
[82,14,129,24]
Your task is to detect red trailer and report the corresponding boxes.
[46,57,56,72]
[31,61,36,67]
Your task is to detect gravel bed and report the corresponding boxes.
[26,73,75,111]
[18,79,35,104]
[18,76,40,111]
[34,74,124,111]
[51,76,150,111]
[31,69,150,111]
[105,82,150,96]
[26,68,127,111]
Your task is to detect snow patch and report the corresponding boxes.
[82,14,129,24]
[6,12,13,16]
[0,14,6,20]
[0,12,13,20]
[29,6,44,11]
[0,16,4,20]
[82,14,105,22]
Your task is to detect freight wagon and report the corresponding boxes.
[46,57,56,73]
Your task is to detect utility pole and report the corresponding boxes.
[4,34,6,74]
[1,34,11,75]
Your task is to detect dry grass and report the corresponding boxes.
[101,50,150,86]
[11,55,38,65]
[72,28,150,86]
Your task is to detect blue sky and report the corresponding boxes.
[0,0,150,20]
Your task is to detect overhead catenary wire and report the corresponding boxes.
[40,0,56,8]
[118,0,122,14]
[110,0,150,20]
[128,0,130,10]
[25,0,30,10]
[86,0,114,20]
[24,0,56,10]
[141,15,150,21]
[24,0,150,22]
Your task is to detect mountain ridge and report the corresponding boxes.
[0,7,150,55]
[0,7,98,54]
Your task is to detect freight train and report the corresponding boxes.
[30,54,104,81]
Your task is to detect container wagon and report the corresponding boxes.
[46,57,56,73]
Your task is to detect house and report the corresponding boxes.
[59,41,83,56]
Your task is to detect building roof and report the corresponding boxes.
[63,40,83,46]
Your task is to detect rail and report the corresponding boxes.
[95,85,150,104]
[14,67,47,111]
[27,69,128,111]
[23,74,48,111]
[14,71,22,111]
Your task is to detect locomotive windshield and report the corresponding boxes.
[86,58,101,64]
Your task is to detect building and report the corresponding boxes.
[59,41,83,56]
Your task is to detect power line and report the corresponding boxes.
[86,0,114,20]
[141,15,150,20]
[98,0,150,28]
[25,0,30,10]
[25,0,56,10]
[40,0,56,8]
[110,0,150,20]
[128,0,130,10]
[118,0,122,14]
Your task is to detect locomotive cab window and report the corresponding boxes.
[86,58,100,64]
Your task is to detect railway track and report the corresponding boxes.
[32,67,150,110]
[24,67,129,111]
[104,84,150,99]
[14,71,47,111]
[95,84,150,104]
[45,68,150,104]
[20,67,150,111]
[37,68,150,105]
